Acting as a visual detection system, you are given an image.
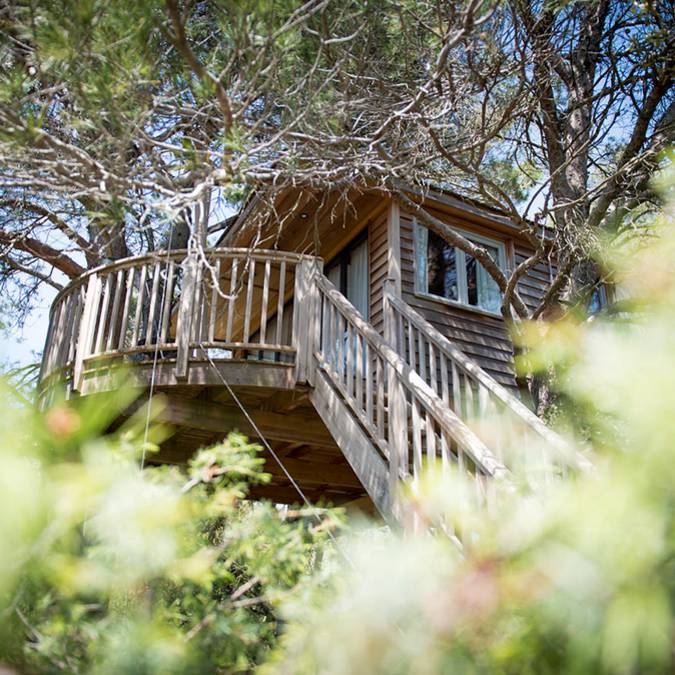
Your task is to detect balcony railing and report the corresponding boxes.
[38,248,322,401]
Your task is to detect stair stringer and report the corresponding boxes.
[310,363,393,521]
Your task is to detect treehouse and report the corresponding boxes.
[38,187,574,523]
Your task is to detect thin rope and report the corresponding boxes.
[140,229,176,470]
[198,342,356,570]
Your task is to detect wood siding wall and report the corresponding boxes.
[514,244,555,314]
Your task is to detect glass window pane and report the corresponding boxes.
[465,243,501,312]
[427,229,458,301]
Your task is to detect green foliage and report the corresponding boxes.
[0,389,339,673]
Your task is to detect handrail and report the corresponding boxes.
[384,289,592,472]
[315,274,507,492]
[38,248,319,400]
[46,248,317,317]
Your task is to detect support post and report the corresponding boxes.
[292,257,320,384]
[176,251,199,379]
[383,285,408,521]
[73,274,100,393]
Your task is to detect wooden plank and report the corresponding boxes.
[107,269,125,352]
[145,262,161,346]
[93,272,111,355]
[259,259,271,344]
[131,264,148,347]
[73,274,100,392]
[154,395,338,448]
[275,261,286,346]
[118,266,136,350]
[226,257,238,342]
[175,253,198,379]
[160,261,175,343]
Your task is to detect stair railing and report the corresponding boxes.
[314,274,508,517]
[383,286,591,475]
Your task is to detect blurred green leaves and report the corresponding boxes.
[0,384,338,673]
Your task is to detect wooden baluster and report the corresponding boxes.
[242,259,256,344]
[386,364,408,519]
[418,330,427,385]
[226,257,238,342]
[452,361,462,416]
[428,341,437,394]
[73,274,101,392]
[276,261,286,346]
[408,320,416,371]
[107,269,125,352]
[355,331,363,410]
[397,310,404,356]
[464,375,475,420]
[336,314,345,383]
[67,289,85,365]
[192,257,205,344]
[477,383,490,420]
[59,292,79,366]
[364,342,373,426]
[54,297,72,372]
[376,355,384,441]
[94,272,112,355]
[160,261,175,345]
[440,353,450,406]
[440,429,451,474]
[118,267,135,350]
[412,398,423,480]
[326,302,335,371]
[145,263,162,346]
[320,287,329,358]
[46,299,64,375]
[346,322,354,400]
[176,252,199,379]
[131,264,148,347]
[259,259,271,346]
[426,413,437,468]
[208,259,221,344]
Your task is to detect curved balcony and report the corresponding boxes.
[38,248,322,404]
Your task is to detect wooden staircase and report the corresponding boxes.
[307,272,587,524]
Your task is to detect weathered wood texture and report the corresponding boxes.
[38,249,317,405]
[383,290,585,473]
[315,273,505,523]
[514,243,556,314]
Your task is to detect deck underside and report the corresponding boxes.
[111,382,373,512]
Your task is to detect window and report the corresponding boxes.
[587,284,608,316]
[414,221,506,314]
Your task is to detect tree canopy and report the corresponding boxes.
[0,0,672,325]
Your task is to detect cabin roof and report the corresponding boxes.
[216,182,531,248]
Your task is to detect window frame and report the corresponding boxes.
[413,219,508,317]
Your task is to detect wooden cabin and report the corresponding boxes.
[38,186,570,524]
